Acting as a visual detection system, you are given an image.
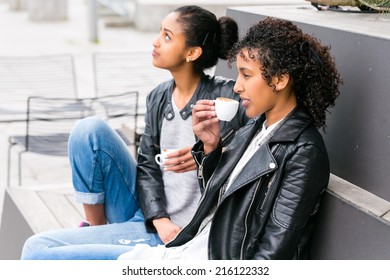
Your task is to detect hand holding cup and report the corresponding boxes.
[155,149,178,166]
[155,147,197,173]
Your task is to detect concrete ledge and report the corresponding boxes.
[383,211,390,222]
[328,174,390,224]
[229,5,390,39]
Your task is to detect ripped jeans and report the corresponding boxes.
[21,116,163,260]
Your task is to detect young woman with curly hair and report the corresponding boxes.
[119,16,342,260]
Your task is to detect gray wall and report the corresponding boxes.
[216,6,390,202]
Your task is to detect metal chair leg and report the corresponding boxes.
[7,139,26,187]
[7,142,14,187]
[18,151,24,186]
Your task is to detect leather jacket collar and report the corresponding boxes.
[269,105,313,143]
[163,73,211,121]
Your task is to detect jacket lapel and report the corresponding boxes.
[223,144,276,199]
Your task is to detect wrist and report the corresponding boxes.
[203,145,214,155]
[152,217,170,228]
[203,139,221,155]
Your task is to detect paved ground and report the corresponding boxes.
[0,0,159,224]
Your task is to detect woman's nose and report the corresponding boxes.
[152,35,160,47]
[233,82,243,95]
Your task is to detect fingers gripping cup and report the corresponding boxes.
[155,149,177,166]
[214,97,239,121]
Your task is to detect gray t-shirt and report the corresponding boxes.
[159,97,200,228]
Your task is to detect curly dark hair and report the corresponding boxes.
[174,5,238,73]
[228,17,342,129]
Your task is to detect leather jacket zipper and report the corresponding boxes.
[240,180,262,259]
[195,155,207,190]
[259,172,277,211]
[240,144,280,259]
[221,128,235,144]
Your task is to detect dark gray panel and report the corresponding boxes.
[309,192,390,260]
[217,8,390,201]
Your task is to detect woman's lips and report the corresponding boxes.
[241,99,250,107]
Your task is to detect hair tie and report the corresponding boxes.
[299,41,323,67]
[202,33,209,46]
[202,32,216,46]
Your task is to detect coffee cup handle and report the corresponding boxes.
[155,154,164,166]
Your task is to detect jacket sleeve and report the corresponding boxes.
[136,92,169,232]
[192,140,223,193]
[252,142,329,259]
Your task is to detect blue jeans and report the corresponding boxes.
[21,116,163,260]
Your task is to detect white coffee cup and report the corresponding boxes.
[155,149,177,166]
[214,97,239,121]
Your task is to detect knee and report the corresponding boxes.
[68,116,110,148]
[70,116,107,139]
[21,234,49,260]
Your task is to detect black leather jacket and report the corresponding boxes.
[136,74,249,232]
[167,106,329,259]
